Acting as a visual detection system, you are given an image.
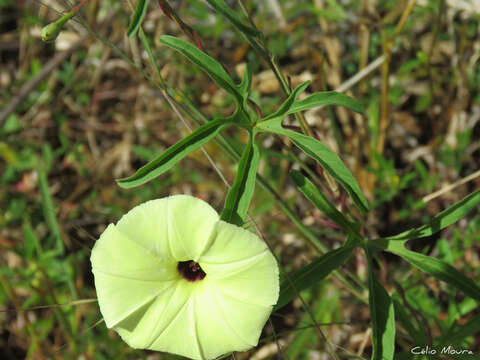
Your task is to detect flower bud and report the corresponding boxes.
[41,11,74,43]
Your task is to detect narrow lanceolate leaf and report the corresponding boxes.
[205,0,261,37]
[127,0,150,37]
[366,249,395,360]
[287,91,364,115]
[275,245,354,310]
[238,62,253,100]
[378,189,480,242]
[117,118,230,188]
[257,120,369,213]
[160,35,242,103]
[221,133,260,226]
[262,81,310,121]
[262,90,364,122]
[290,170,359,236]
[387,244,480,302]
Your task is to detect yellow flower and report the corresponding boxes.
[91,195,279,360]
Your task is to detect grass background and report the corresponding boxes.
[1,0,479,359]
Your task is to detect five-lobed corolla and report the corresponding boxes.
[90,195,279,360]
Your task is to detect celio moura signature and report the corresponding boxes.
[411,345,474,356]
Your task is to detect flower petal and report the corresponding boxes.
[94,272,176,329]
[200,221,279,305]
[205,252,279,306]
[92,197,279,360]
[211,283,273,348]
[116,281,194,351]
[91,224,177,280]
[165,195,219,261]
[146,287,204,359]
[91,224,179,328]
[200,221,270,264]
[193,281,253,359]
[115,198,173,259]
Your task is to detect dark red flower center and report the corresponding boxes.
[177,260,206,282]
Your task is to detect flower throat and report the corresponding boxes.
[177,260,206,282]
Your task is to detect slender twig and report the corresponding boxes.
[267,318,286,359]
[0,299,97,313]
[422,169,480,203]
[394,0,417,36]
[377,0,417,154]
[71,0,89,14]
[334,55,386,93]
[235,1,313,137]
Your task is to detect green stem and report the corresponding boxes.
[235,2,313,136]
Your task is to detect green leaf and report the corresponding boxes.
[287,91,364,115]
[221,132,260,226]
[256,121,369,213]
[127,0,150,37]
[379,189,480,241]
[238,62,253,100]
[263,81,310,121]
[263,90,364,122]
[116,118,230,188]
[205,0,261,37]
[160,35,242,103]
[290,170,359,235]
[366,249,396,360]
[387,243,480,302]
[275,245,354,310]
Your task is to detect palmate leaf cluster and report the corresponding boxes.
[119,0,480,359]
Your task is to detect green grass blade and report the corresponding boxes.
[220,132,259,226]
[38,169,64,254]
[391,295,425,344]
[126,0,150,37]
[366,249,396,360]
[387,245,480,302]
[160,35,242,103]
[379,189,480,241]
[275,245,354,310]
[205,0,261,37]
[262,81,310,121]
[287,91,364,115]
[22,219,43,259]
[290,169,359,235]
[257,120,369,213]
[116,118,230,188]
[438,313,480,347]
